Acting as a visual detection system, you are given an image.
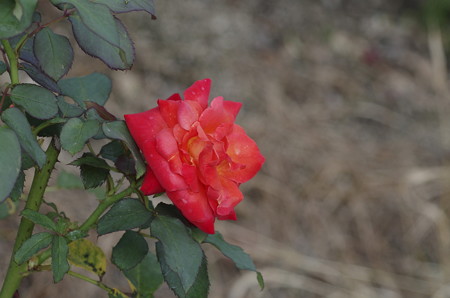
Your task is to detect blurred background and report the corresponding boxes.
[4,0,450,297]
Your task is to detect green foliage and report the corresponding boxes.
[123,252,163,297]
[0,0,38,39]
[10,84,58,119]
[151,215,204,296]
[58,73,112,107]
[102,121,146,178]
[1,107,46,168]
[51,235,70,283]
[112,230,148,270]
[14,232,53,264]
[97,198,153,235]
[60,118,100,155]
[21,209,57,232]
[68,238,106,277]
[0,127,21,203]
[34,27,73,80]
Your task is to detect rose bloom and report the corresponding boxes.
[124,79,264,234]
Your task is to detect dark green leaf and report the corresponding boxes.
[123,251,163,297]
[60,118,100,154]
[56,170,84,189]
[10,34,38,66]
[102,121,145,178]
[52,235,70,283]
[0,61,7,75]
[14,232,52,264]
[1,107,46,168]
[69,153,110,169]
[114,155,136,176]
[97,198,152,235]
[58,73,111,107]
[156,243,209,298]
[0,0,38,39]
[57,96,84,118]
[34,27,73,80]
[21,209,57,231]
[9,170,25,201]
[92,0,156,17]
[151,216,203,293]
[112,231,148,271]
[21,62,61,93]
[100,140,125,162]
[21,149,35,170]
[53,0,119,46]
[204,232,264,289]
[69,13,134,70]
[0,126,21,202]
[10,84,58,119]
[80,161,109,189]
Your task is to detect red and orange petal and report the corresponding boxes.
[221,124,265,183]
[141,166,165,195]
[184,78,211,109]
[124,108,167,148]
[167,188,215,234]
[199,97,241,134]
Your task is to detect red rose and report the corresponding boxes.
[124,79,265,234]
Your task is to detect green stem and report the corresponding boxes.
[79,186,134,233]
[0,140,60,298]
[67,271,114,293]
[1,40,19,85]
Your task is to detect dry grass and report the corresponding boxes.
[3,0,450,297]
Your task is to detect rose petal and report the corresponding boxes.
[167,188,215,234]
[184,78,211,109]
[124,108,167,148]
[155,128,182,174]
[158,97,180,127]
[141,166,165,195]
[208,178,243,217]
[219,124,265,183]
[143,138,187,192]
[199,97,242,134]
[178,101,201,130]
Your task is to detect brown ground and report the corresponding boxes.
[3,0,450,297]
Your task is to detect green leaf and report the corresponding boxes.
[56,170,84,189]
[155,243,209,298]
[69,13,134,70]
[14,232,53,264]
[97,198,152,235]
[112,230,148,271]
[56,96,84,118]
[21,62,61,93]
[10,34,38,66]
[0,199,19,219]
[68,238,106,277]
[0,0,38,39]
[0,126,21,202]
[21,209,57,231]
[80,162,109,189]
[204,232,264,289]
[0,61,7,75]
[53,0,119,46]
[100,140,125,162]
[58,73,112,107]
[34,27,73,80]
[151,216,203,293]
[9,171,25,201]
[60,118,100,155]
[52,235,70,283]
[1,107,46,168]
[69,153,110,169]
[10,84,58,119]
[92,0,156,17]
[123,252,163,297]
[102,121,145,178]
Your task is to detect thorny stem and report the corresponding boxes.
[0,140,60,298]
[1,40,19,86]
